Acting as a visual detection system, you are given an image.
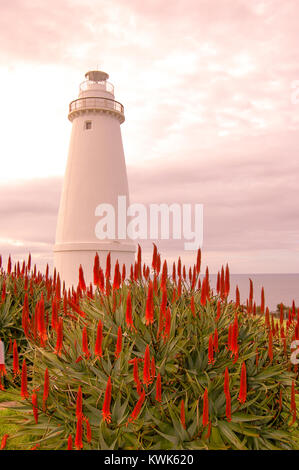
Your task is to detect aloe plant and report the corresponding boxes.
[0,248,298,450]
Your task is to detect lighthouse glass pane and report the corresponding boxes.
[84,121,92,130]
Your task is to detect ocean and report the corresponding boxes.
[208,274,299,312]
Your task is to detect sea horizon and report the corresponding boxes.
[206,273,299,312]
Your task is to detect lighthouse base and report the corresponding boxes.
[53,241,136,289]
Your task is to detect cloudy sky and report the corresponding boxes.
[0,0,299,273]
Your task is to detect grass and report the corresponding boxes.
[0,389,34,450]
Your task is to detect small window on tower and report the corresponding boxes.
[84,121,92,130]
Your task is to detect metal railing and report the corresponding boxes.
[69,96,124,115]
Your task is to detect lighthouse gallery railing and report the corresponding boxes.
[69,97,124,115]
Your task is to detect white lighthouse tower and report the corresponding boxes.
[54,70,135,288]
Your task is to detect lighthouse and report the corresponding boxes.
[54,70,135,288]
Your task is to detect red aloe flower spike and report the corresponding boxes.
[102,376,112,423]
[78,265,86,291]
[224,264,230,297]
[105,252,111,280]
[265,307,270,327]
[220,266,225,298]
[95,320,103,358]
[37,293,47,346]
[161,260,168,289]
[180,399,186,429]
[280,303,284,325]
[7,255,11,274]
[43,368,49,411]
[126,291,134,329]
[145,281,154,325]
[13,340,20,377]
[238,362,247,404]
[82,327,90,359]
[75,413,83,450]
[98,267,105,292]
[84,416,92,443]
[54,318,63,356]
[32,392,38,424]
[205,266,209,284]
[1,281,6,303]
[136,244,142,278]
[156,373,162,402]
[0,374,5,391]
[76,386,82,418]
[56,274,61,301]
[208,334,214,364]
[93,253,100,286]
[122,264,126,282]
[152,243,158,272]
[235,286,240,308]
[172,262,176,284]
[224,367,230,396]
[202,388,209,427]
[249,278,253,307]
[0,434,9,450]
[163,307,171,342]
[113,260,120,290]
[225,391,231,422]
[143,345,151,387]
[67,435,73,450]
[177,257,182,278]
[196,248,201,274]
[127,389,145,425]
[21,359,29,399]
[115,326,122,359]
[200,277,207,306]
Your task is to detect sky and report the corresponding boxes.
[0,0,299,273]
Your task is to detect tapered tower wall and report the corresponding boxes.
[54,71,135,288]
